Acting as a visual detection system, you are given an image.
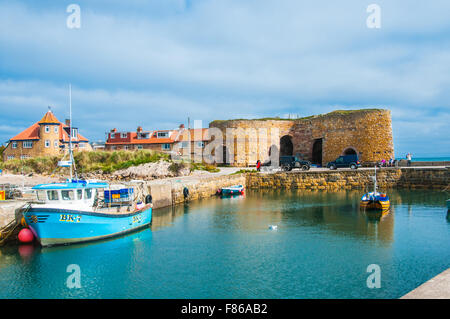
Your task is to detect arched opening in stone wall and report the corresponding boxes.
[222,145,231,165]
[312,138,323,165]
[343,147,357,156]
[280,135,293,156]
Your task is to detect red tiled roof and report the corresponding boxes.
[10,123,41,141]
[38,110,60,124]
[10,111,89,142]
[106,130,178,145]
[106,128,210,146]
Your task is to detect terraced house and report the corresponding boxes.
[2,109,92,161]
[105,124,210,160]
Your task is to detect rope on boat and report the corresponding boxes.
[0,203,31,246]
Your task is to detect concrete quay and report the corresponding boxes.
[401,268,450,299]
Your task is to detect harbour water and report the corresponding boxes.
[0,189,449,299]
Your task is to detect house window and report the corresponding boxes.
[45,140,50,148]
[157,132,169,138]
[197,142,205,148]
[45,126,50,133]
[121,132,127,138]
[7,155,15,160]
[23,141,33,148]
[111,146,116,150]
[180,141,189,148]
[12,142,17,149]
[124,145,129,150]
[110,133,115,139]
[162,143,171,150]
[54,140,58,148]
[20,155,30,160]
[54,126,59,134]
[79,143,85,148]
[136,145,143,150]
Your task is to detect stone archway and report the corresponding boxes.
[343,147,357,156]
[222,145,231,164]
[312,138,323,165]
[280,135,293,156]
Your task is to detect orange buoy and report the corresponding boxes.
[18,228,34,243]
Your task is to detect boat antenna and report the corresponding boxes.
[68,84,78,182]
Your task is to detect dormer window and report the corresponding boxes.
[137,132,149,139]
[157,132,169,138]
[121,132,127,138]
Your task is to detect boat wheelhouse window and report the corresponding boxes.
[85,188,93,199]
[77,189,83,200]
[36,190,46,201]
[61,190,75,200]
[47,190,59,201]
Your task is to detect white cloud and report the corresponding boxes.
[0,0,449,156]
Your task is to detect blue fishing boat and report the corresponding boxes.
[20,85,152,247]
[22,180,152,247]
[220,185,244,196]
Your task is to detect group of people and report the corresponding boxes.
[378,153,413,167]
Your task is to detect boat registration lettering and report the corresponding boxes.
[132,215,142,223]
[59,214,82,223]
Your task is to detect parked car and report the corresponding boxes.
[326,155,361,170]
[280,156,311,171]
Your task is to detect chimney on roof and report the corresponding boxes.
[111,128,117,133]
[179,124,185,129]
[65,119,70,126]
[137,126,143,133]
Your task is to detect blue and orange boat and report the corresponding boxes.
[360,166,390,212]
[22,180,152,247]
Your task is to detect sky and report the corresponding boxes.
[0,0,449,157]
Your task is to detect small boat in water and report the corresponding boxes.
[220,185,244,196]
[360,166,390,212]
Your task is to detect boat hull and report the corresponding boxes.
[221,185,244,196]
[360,200,390,211]
[23,205,152,247]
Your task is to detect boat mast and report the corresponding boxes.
[373,165,377,194]
[69,84,73,181]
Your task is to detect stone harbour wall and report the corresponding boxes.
[147,174,246,209]
[246,168,449,190]
[209,109,394,167]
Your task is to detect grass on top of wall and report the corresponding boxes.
[0,150,171,175]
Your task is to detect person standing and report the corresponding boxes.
[407,153,412,167]
[256,160,261,172]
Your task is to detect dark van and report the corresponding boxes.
[326,155,361,170]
